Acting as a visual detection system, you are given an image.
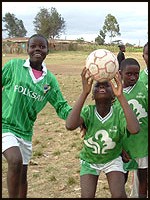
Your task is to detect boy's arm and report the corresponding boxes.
[110,72,140,134]
[118,94,140,134]
[66,67,93,130]
[65,92,88,130]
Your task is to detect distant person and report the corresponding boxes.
[2,34,72,198]
[65,67,140,198]
[117,44,126,70]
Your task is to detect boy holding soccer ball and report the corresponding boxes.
[65,67,140,198]
[2,34,72,198]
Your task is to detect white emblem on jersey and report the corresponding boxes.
[84,130,116,154]
[128,99,147,124]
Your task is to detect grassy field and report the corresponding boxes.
[2,51,145,198]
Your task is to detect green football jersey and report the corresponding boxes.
[122,80,148,159]
[139,68,148,89]
[80,104,127,164]
[2,58,72,141]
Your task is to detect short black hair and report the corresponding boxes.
[118,44,125,49]
[120,58,140,71]
[27,34,49,48]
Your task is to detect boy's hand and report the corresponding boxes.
[81,67,93,95]
[80,124,87,138]
[109,71,123,98]
[121,149,130,163]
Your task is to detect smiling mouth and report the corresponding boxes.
[34,53,42,57]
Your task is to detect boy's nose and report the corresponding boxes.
[99,84,105,88]
[130,75,136,80]
[35,46,41,50]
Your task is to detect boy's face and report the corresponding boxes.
[143,45,148,66]
[121,47,125,52]
[92,81,114,101]
[121,65,140,87]
[27,36,49,63]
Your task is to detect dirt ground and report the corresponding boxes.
[2,52,141,198]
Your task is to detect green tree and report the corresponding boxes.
[76,37,85,43]
[95,30,106,45]
[2,12,27,37]
[103,14,121,43]
[33,7,65,39]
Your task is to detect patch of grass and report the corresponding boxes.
[32,173,40,178]
[67,177,76,185]
[49,175,57,182]
[33,138,40,145]
[33,149,43,157]
[53,150,61,156]
[45,166,56,173]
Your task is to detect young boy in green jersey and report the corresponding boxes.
[65,67,140,198]
[2,34,72,198]
[119,58,148,198]
[129,42,148,198]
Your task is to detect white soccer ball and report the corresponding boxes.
[85,49,119,82]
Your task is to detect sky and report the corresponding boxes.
[2,2,148,46]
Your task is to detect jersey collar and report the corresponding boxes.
[23,58,47,75]
[144,68,148,75]
[95,106,113,123]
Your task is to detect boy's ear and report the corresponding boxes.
[118,69,121,75]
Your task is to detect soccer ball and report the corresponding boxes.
[85,49,119,82]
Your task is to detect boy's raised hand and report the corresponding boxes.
[109,71,123,98]
[81,67,93,95]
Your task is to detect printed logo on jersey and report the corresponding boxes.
[109,126,117,133]
[136,92,146,99]
[43,84,50,94]
[14,85,45,102]
[128,99,147,123]
[84,130,116,154]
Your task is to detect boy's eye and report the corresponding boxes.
[40,45,46,49]
[30,45,36,48]
[127,72,139,76]
[127,73,132,76]
[29,45,46,49]
[94,82,110,88]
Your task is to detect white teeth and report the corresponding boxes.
[34,54,41,57]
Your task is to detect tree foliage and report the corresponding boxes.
[33,7,65,39]
[95,14,121,44]
[103,14,121,43]
[95,30,106,45]
[2,12,27,37]
[76,37,85,43]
